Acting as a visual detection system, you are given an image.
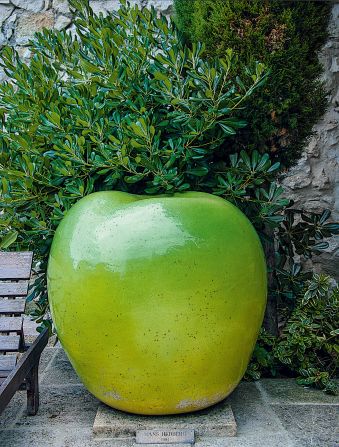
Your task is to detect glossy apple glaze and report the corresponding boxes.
[47,191,267,415]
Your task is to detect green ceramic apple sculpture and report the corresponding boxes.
[47,191,266,415]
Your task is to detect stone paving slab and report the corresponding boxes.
[40,348,82,386]
[228,382,287,437]
[0,346,338,447]
[0,430,295,447]
[258,379,339,405]
[0,392,25,430]
[39,346,58,371]
[15,385,99,428]
[274,404,339,447]
[93,400,237,439]
[0,427,61,447]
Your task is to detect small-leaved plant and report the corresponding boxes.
[247,274,338,394]
[0,0,268,325]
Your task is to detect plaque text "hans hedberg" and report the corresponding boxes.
[136,429,195,444]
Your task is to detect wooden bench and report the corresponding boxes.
[0,251,48,415]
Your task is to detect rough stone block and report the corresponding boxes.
[11,0,45,13]
[0,5,14,24]
[16,11,54,45]
[147,0,172,15]
[89,0,122,16]
[54,14,71,30]
[93,399,237,439]
[53,0,70,15]
[0,31,6,46]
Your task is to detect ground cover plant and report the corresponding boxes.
[0,1,338,391]
[247,274,339,394]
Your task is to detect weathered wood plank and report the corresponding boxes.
[0,328,48,415]
[0,252,33,280]
[0,335,20,352]
[0,282,29,297]
[0,355,17,377]
[26,363,39,415]
[0,317,23,332]
[0,251,48,416]
[0,299,26,315]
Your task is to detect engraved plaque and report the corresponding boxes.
[136,429,195,444]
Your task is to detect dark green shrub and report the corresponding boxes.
[174,0,331,167]
[0,0,272,324]
[0,230,18,249]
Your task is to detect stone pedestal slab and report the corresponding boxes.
[93,399,237,441]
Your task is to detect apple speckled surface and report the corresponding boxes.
[47,191,267,415]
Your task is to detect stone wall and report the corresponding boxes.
[0,0,338,277]
[0,0,172,53]
[280,4,339,278]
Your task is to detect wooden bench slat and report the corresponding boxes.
[0,335,20,352]
[0,376,22,386]
[0,282,29,297]
[0,299,26,315]
[0,328,49,414]
[0,317,23,332]
[0,251,49,417]
[0,252,33,280]
[0,355,17,377]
